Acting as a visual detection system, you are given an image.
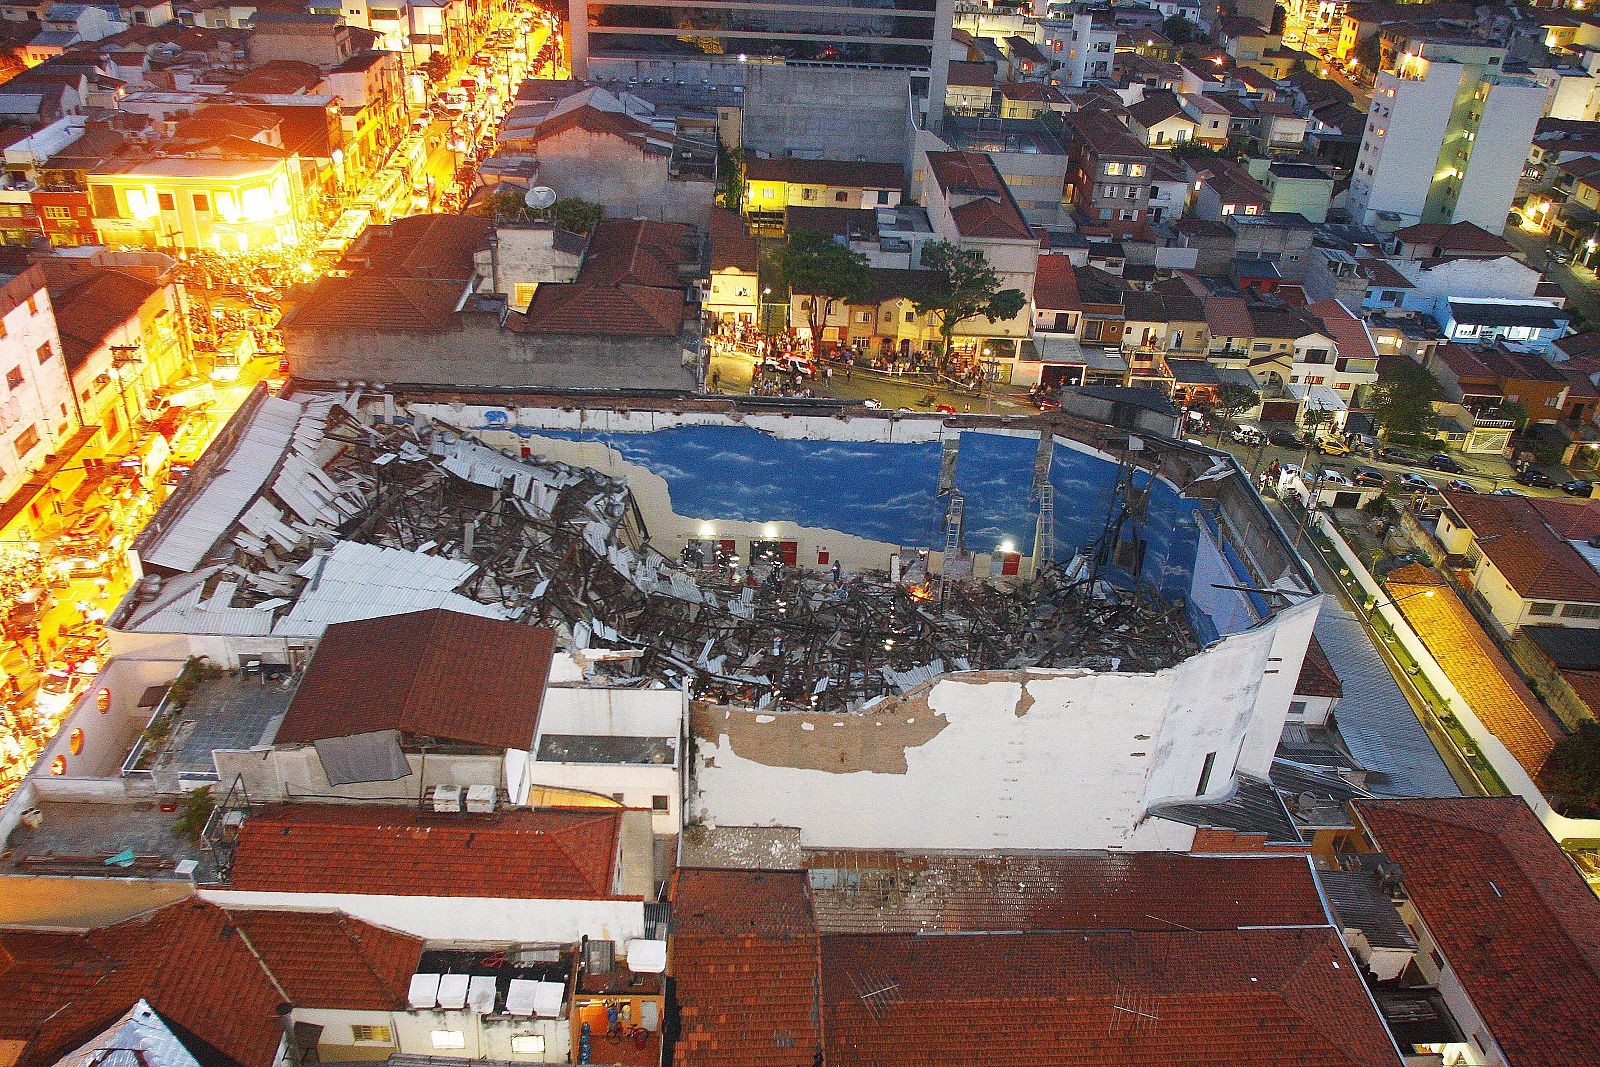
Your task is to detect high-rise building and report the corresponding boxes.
[565,0,954,141]
[1348,34,1546,232]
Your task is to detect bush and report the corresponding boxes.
[175,786,215,843]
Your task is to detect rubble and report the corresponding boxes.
[206,405,1200,714]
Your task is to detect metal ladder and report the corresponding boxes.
[1030,433,1055,571]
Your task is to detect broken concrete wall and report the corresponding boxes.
[688,611,1294,851]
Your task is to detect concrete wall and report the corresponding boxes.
[28,657,185,782]
[742,65,913,165]
[199,888,647,943]
[212,747,510,805]
[1352,65,1460,227]
[1456,79,1545,232]
[688,602,1307,851]
[285,314,701,392]
[295,1005,571,1065]
[506,126,714,226]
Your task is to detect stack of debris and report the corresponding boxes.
[212,406,1197,713]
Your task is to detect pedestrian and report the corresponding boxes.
[710,369,721,391]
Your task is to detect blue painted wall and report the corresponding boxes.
[476,419,1244,635]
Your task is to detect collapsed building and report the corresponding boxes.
[111,385,1320,852]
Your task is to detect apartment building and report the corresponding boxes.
[1063,108,1154,237]
[1348,33,1547,231]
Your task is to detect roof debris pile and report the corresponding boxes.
[158,406,1197,712]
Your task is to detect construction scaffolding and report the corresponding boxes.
[205,408,1199,715]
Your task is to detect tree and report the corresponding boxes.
[1369,356,1442,444]
[1162,14,1198,43]
[909,242,1027,370]
[423,53,451,82]
[1214,379,1258,431]
[1541,721,1600,817]
[778,229,873,344]
[715,139,744,211]
[1495,399,1530,431]
[1352,33,1382,79]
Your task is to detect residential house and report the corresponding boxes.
[1434,491,1600,632]
[995,81,1070,119]
[1029,254,1129,389]
[741,155,903,235]
[1428,342,1570,427]
[945,59,995,112]
[246,11,363,68]
[1192,160,1272,221]
[1389,220,1518,260]
[916,149,1040,378]
[1352,798,1600,1066]
[1063,108,1155,236]
[1255,160,1334,223]
[1219,16,1279,61]
[1290,633,1342,726]
[0,266,81,531]
[1182,91,1231,146]
[323,49,406,186]
[1126,89,1197,147]
[705,206,757,326]
[1121,287,1208,389]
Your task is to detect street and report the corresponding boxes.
[1503,223,1600,328]
[707,345,1036,414]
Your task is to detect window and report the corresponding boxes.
[1105,162,1124,175]
[1127,163,1146,177]
[36,342,52,364]
[1250,341,1272,352]
[430,1032,466,1050]
[156,192,175,211]
[835,190,847,203]
[193,193,210,212]
[904,311,914,322]
[801,187,817,201]
[1221,204,1235,216]
[1196,751,1217,795]
[513,282,537,309]
[14,423,40,458]
[1288,700,1307,716]
[652,794,669,812]
[5,366,20,389]
[41,206,71,220]
[1528,602,1557,617]
[761,186,776,199]
[351,1026,393,1044]
[510,1036,546,1055]
[1562,604,1600,620]
[856,311,871,323]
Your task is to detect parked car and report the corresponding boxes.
[1492,487,1521,496]
[1377,446,1420,464]
[1427,453,1464,473]
[1317,468,1353,486]
[1562,479,1594,497]
[1268,428,1301,449]
[1515,467,1556,488]
[1397,472,1433,492]
[1352,467,1387,487]
[1445,479,1476,493]
[1550,246,1571,264]
[1230,424,1266,446]
[1318,436,1354,456]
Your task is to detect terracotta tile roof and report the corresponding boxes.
[1205,294,1256,338]
[1442,492,1600,603]
[946,59,995,88]
[1392,221,1516,258]
[819,928,1401,1067]
[1309,298,1376,363]
[227,909,422,1010]
[671,869,820,1067]
[274,609,555,750]
[519,217,697,336]
[531,103,668,151]
[743,157,903,189]
[709,206,758,274]
[1355,798,1600,1067]
[801,852,1330,934]
[1296,634,1343,698]
[926,150,1032,240]
[1385,575,1562,775]
[228,804,623,900]
[1068,107,1155,159]
[950,195,1032,239]
[1033,253,1079,311]
[1127,90,1189,129]
[0,900,285,1067]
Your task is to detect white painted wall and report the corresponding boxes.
[690,605,1308,851]
[1456,79,1546,233]
[296,1005,571,1064]
[198,890,647,944]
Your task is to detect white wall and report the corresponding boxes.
[199,889,647,944]
[0,281,76,510]
[213,746,508,805]
[297,1005,571,1065]
[1352,65,1459,226]
[28,656,185,781]
[1456,79,1546,232]
[690,606,1306,851]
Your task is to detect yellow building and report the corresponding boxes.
[88,150,305,253]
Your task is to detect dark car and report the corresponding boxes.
[1268,429,1301,449]
[1397,472,1433,492]
[1377,446,1419,464]
[1427,453,1464,473]
[1515,467,1556,488]
[1352,466,1387,487]
[1563,479,1595,497]
[1445,479,1476,493]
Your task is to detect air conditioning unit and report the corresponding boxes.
[432,785,463,813]
[465,784,495,813]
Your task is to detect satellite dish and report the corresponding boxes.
[524,186,556,209]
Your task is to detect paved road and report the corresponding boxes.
[1503,224,1600,328]
[707,348,1034,414]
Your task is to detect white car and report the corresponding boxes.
[861,399,881,409]
[1317,468,1352,486]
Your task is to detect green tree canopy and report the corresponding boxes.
[474,191,605,235]
[1541,720,1600,817]
[1162,14,1197,43]
[715,139,744,211]
[1215,379,1259,420]
[778,229,873,342]
[1369,356,1442,444]
[909,242,1027,367]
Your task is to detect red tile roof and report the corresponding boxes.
[946,59,995,88]
[531,103,668,150]
[709,206,758,274]
[1296,634,1342,699]
[1442,491,1600,604]
[671,869,820,1067]
[801,852,1330,933]
[1355,798,1600,1067]
[819,928,1401,1067]
[0,900,286,1067]
[1032,253,1080,311]
[227,908,422,1010]
[1309,298,1376,363]
[46,268,161,373]
[1392,220,1516,258]
[1205,294,1256,339]
[274,609,556,750]
[743,157,903,189]
[950,195,1032,239]
[228,804,623,899]
[518,217,697,336]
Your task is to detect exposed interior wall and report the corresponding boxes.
[688,610,1295,851]
[213,747,507,805]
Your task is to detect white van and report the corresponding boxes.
[1230,423,1266,446]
